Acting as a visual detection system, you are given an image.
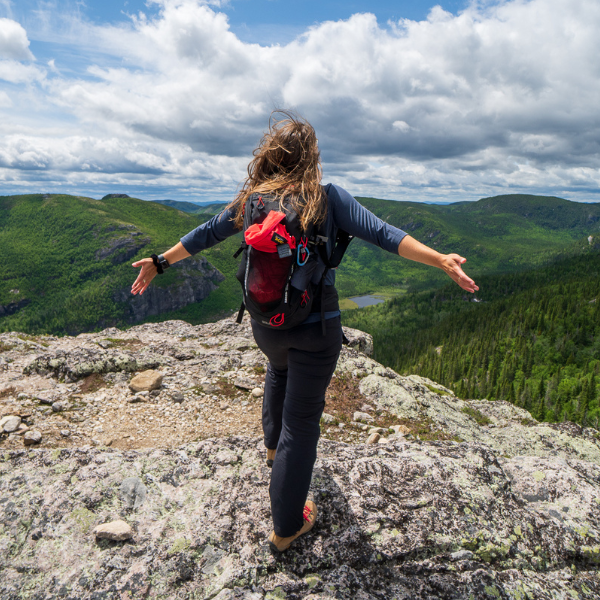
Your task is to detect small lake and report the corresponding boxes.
[349,295,386,308]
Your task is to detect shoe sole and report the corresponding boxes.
[269,540,289,552]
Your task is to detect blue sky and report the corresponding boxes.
[10,1,468,31]
[0,0,599,203]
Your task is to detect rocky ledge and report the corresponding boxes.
[1,317,600,599]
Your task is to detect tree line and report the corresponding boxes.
[342,249,600,428]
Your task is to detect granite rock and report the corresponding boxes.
[93,519,133,541]
[1,436,599,598]
[0,316,599,599]
[1,415,21,433]
[129,369,163,392]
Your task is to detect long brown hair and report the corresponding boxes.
[228,110,326,231]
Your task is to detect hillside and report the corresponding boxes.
[342,247,600,428]
[336,194,600,297]
[0,194,242,335]
[1,192,599,336]
[153,199,228,215]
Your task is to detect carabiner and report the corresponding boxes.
[297,245,310,266]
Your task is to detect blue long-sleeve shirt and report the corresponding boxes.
[180,183,407,288]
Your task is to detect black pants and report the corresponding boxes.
[251,316,343,537]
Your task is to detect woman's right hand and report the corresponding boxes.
[131,258,158,295]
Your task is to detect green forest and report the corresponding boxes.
[342,248,600,429]
[0,194,242,334]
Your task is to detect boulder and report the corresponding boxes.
[23,430,42,445]
[1,415,21,433]
[129,370,163,392]
[353,411,374,423]
[93,520,133,541]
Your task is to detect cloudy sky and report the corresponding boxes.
[0,0,598,204]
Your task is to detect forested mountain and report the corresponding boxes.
[0,194,242,334]
[336,194,600,297]
[153,199,228,215]
[342,248,600,428]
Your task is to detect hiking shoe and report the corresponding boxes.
[266,448,276,468]
[268,501,317,552]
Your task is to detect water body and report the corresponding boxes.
[349,295,386,308]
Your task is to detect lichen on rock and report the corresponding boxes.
[1,316,599,598]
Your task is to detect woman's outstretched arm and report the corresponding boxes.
[131,206,240,296]
[131,242,191,296]
[397,235,479,293]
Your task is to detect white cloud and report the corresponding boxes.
[1,0,600,202]
[0,58,45,83]
[0,89,11,107]
[0,17,33,60]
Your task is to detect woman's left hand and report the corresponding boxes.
[131,258,158,295]
[439,254,479,293]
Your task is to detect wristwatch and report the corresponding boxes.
[151,253,170,274]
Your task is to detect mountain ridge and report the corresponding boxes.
[1,191,599,334]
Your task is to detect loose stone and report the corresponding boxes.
[322,413,336,424]
[128,394,147,403]
[23,430,42,445]
[369,427,387,435]
[353,411,374,423]
[1,415,21,433]
[251,388,263,398]
[129,370,163,392]
[233,377,255,390]
[36,394,54,405]
[52,401,65,412]
[93,520,133,541]
[366,432,380,444]
[391,424,411,435]
[171,391,184,403]
[60,430,71,437]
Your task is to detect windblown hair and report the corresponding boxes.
[228,110,326,232]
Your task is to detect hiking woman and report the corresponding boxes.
[131,111,478,552]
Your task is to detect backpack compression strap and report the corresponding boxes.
[236,301,245,325]
[317,229,353,269]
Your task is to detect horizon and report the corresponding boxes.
[4,190,599,207]
[1,0,600,204]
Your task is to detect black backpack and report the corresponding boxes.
[234,190,352,332]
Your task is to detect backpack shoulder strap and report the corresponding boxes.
[316,184,353,268]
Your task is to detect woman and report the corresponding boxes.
[132,111,478,552]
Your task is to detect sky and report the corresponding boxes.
[0,0,599,204]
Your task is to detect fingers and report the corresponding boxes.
[131,258,157,295]
[445,255,478,293]
[132,270,153,294]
